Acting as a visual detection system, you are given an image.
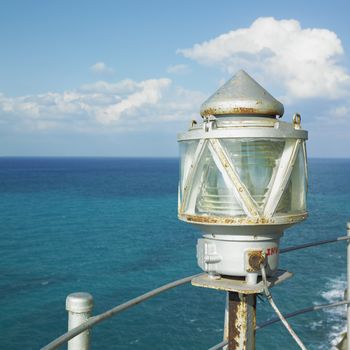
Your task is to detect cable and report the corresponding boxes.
[280,235,350,254]
[260,264,307,350]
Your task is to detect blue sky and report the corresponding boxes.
[0,0,349,157]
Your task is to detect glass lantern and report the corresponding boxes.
[178,71,308,283]
[179,136,307,221]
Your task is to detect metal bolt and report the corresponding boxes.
[293,113,301,129]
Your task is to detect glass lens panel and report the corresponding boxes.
[185,145,244,217]
[179,140,198,204]
[221,139,285,211]
[275,143,307,215]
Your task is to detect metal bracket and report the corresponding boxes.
[203,115,216,132]
[191,270,293,294]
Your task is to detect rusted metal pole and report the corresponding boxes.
[227,292,256,350]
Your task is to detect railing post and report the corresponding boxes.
[66,293,94,350]
[347,222,350,350]
[227,292,256,350]
[223,293,229,349]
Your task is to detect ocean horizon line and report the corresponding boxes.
[0,155,349,160]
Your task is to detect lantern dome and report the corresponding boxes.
[200,70,284,118]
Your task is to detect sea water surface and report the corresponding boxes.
[0,157,350,350]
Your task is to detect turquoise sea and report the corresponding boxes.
[0,157,350,349]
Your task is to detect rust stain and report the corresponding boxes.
[185,215,234,224]
[201,106,280,117]
[202,106,257,117]
[228,292,241,349]
[247,251,265,272]
[180,213,308,226]
[228,293,256,349]
[232,107,256,114]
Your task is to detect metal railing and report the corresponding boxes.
[41,223,350,350]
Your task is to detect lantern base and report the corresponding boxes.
[191,270,293,293]
[196,233,282,282]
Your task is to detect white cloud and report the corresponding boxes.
[178,17,350,100]
[0,78,205,131]
[167,64,190,74]
[90,61,114,74]
[95,79,171,124]
[80,79,138,94]
[333,105,350,120]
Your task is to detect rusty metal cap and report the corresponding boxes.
[200,70,284,118]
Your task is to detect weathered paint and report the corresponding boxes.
[180,213,308,226]
[191,270,293,295]
[201,106,282,118]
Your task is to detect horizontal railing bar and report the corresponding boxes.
[280,235,350,254]
[41,273,201,350]
[257,300,349,329]
[208,300,350,350]
[208,340,227,350]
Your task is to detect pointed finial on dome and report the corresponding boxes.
[200,70,284,118]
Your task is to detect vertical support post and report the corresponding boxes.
[223,293,229,350]
[347,222,350,350]
[66,292,94,350]
[227,292,256,350]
